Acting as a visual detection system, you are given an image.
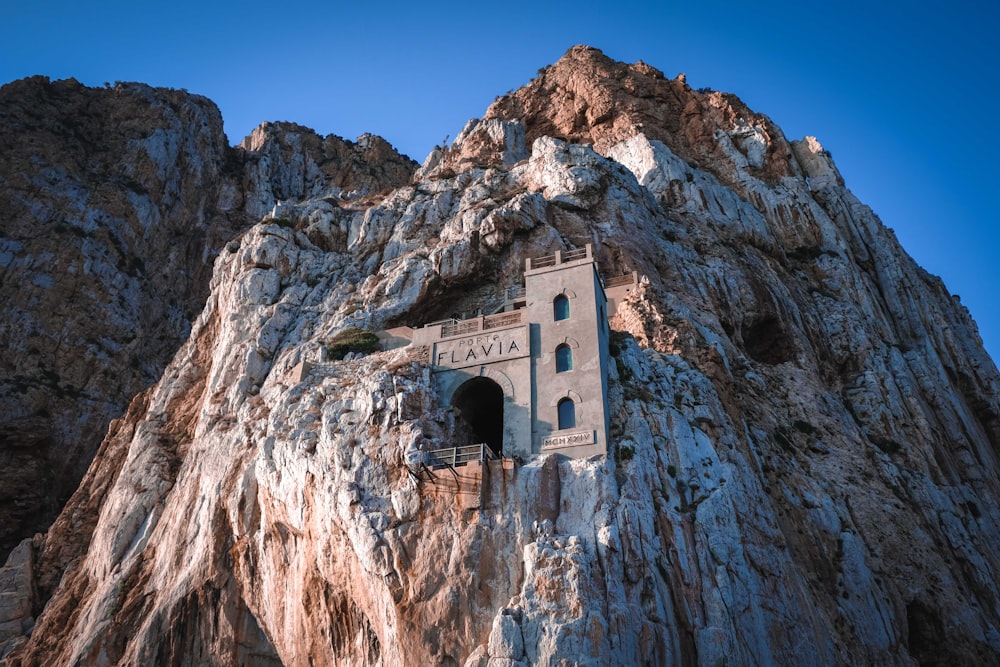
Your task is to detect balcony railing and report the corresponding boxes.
[506,286,526,300]
[530,254,558,269]
[483,311,522,330]
[438,310,523,338]
[604,273,636,288]
[441,318,481,338]
[526,244,593,271]
[424,443,498,469]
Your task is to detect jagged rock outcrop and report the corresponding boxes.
[3,46,999,665]
[239,122,419,220]
[484,45,798,188]
[0,77,417,560]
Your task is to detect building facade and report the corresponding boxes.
[410,245,615,460]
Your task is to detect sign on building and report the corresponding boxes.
[433,326,529,370]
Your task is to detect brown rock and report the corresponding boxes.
[239,121,418,219]
[486,45,796,186]
[0,77,418,563]
[0,76,243,558]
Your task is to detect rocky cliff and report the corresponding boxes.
[0,77,417,559]
[2,46,999,665]
[0,76,239,558]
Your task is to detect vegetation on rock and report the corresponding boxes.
[326,327,379,360]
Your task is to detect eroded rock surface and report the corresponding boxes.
[0,76,241,557]
[2,47,999,665]
[0,77,416,559]
[239,121,419,220]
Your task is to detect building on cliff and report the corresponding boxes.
[410,245,636,461]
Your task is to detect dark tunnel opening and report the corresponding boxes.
[452,377,504,456]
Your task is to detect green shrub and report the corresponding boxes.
[615,358,633,383]
[326,327,379,360]
[608,330,628,357]
[616,442,636,464]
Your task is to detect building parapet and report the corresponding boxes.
[525,245,592,273]
[414,310,524,345]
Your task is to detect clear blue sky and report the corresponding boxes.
[2,1,997,361]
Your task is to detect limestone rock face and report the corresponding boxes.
[239,122,419,220]
[419,118,529,179]
[3,47,1000,666]
[0,78,417,560]
[0,76,242,558]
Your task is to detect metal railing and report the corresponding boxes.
[507,286,526,300]
[437,310,523,338]
[441,319,480,338]
[424,443,498,469]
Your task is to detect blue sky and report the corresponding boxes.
[2,0,997,360]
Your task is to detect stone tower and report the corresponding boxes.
[522,246,611,458]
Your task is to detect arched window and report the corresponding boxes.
[553,294,570,321]
[557,397,576,430]
[555,344,573,372]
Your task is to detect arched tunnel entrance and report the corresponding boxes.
[451,377,504,457]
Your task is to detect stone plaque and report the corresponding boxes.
[432,326,529,370]
[541,430,596,449]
